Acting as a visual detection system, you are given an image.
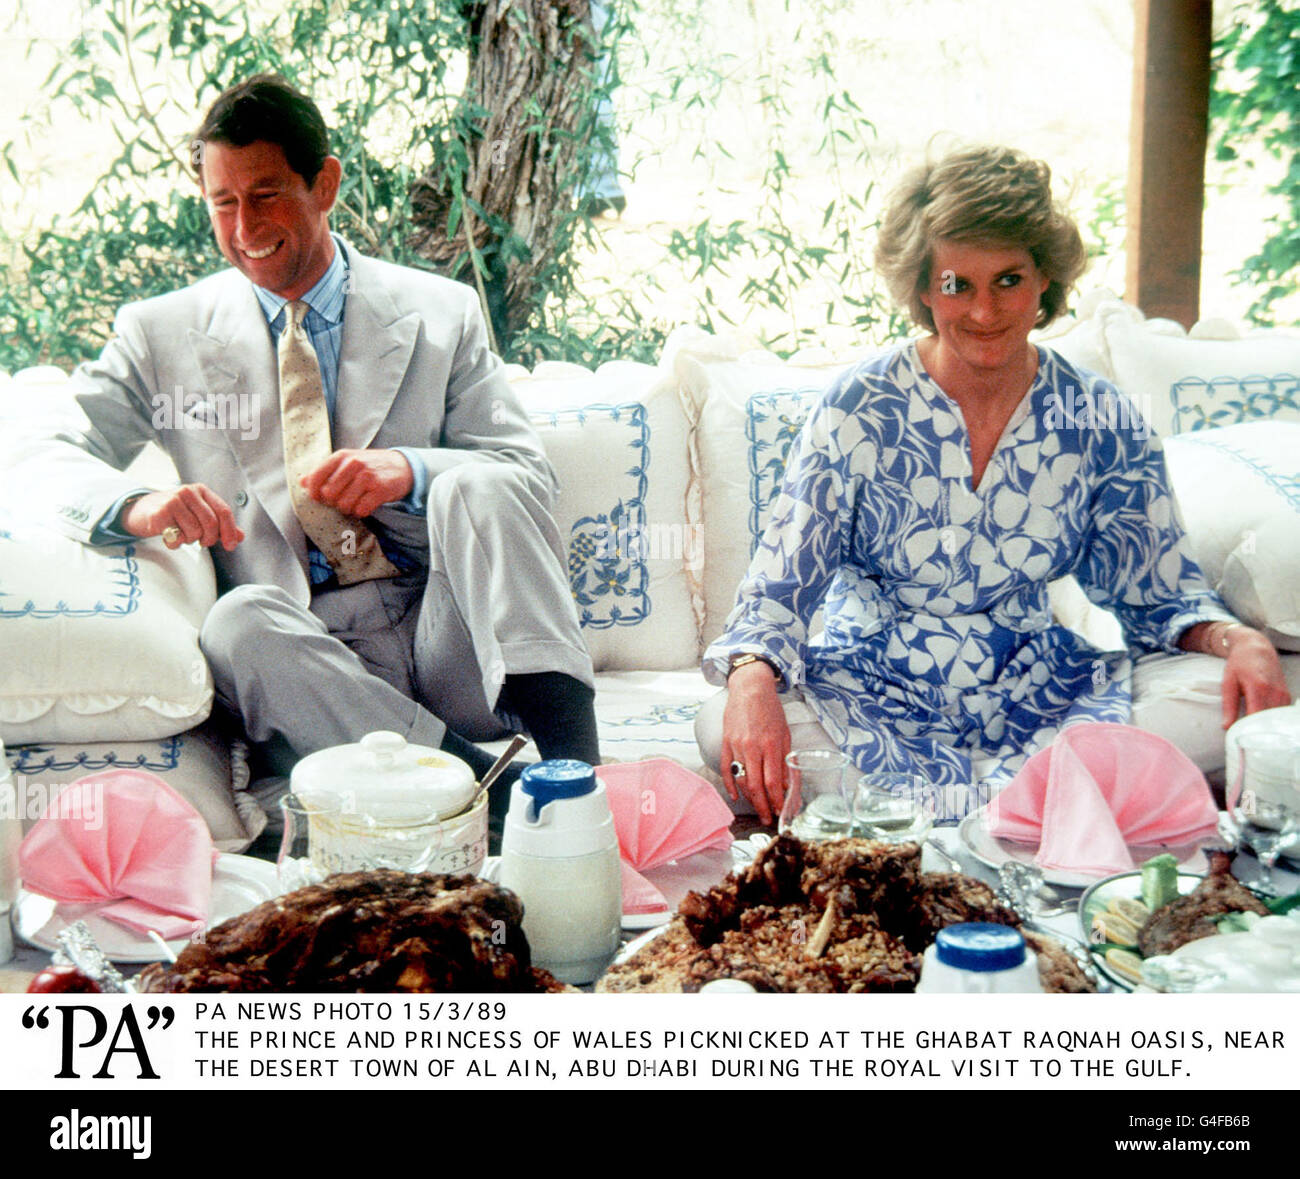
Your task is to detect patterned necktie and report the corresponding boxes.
[277,299,398,586]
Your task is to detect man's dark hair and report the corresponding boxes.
[194,75,330,187]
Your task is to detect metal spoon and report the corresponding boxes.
[997,861,1079,918]
[922,836,961,872]
[469,733,528,809]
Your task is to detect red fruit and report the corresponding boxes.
[27,964,100,994]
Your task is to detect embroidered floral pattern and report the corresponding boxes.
[0,530,141,618]
[531,402,652,630]
[8,736,184,775]
[1171,373,1299,433]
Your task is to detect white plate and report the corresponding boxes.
[615,923,670,965]
[620,908,674,931]
[15,853,278,963]
[609,901,1111,992]
[958,807,1208,889]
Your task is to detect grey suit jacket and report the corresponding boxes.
[26,245,555,604]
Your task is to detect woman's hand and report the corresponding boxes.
[1221,626,1291,727]
[720,661,791,826]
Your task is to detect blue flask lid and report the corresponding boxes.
[934,923,1027,972]
[520,759,596,817]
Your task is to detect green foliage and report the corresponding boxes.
[1,0,467,369]
[1211,0,1300,324]
[604,0,899,355]
[1,0,622,371]
[1,0,905,373]
[1082,177,1125,265]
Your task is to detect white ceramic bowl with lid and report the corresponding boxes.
[290,731,488,876]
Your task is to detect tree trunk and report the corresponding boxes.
[408,0,597,354]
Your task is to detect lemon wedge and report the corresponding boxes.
[1091,912,1140,946]
[1105,948,1145,986]
[1109,897,1151,926]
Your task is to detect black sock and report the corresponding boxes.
[438,727,500,780]
[501,671,601,766]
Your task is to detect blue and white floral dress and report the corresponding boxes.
[703,343,1233,818]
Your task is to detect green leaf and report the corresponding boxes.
[1266,891,1300,916]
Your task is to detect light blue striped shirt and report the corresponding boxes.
[251,235,348,411]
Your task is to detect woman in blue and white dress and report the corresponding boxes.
[698,145,1291,826]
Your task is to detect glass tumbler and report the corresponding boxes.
[277,791,349,893]
[779,749,852,840]
[852,773,936,843]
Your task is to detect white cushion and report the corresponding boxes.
[5,366,91,432]
[511,361,700,671]
[1131,653,1300,776]
[1032,288,1120,382]
[669,328,874,645]
[1099,303,1300,438]
[588,668,712,771]
[0,504,216,743]
[0,370,214,743]
[5,724,264,853]
[480,667,712,773]
[2,368,177,487]
[1163,422,1300,650]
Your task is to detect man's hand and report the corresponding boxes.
[301,449,414,518]
[1221,626,1291,727]
[720,660,792,826]
[122,485,244,551]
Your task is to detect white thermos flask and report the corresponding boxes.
[498,760,622,984]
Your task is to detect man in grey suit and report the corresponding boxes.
[35,75,600,804]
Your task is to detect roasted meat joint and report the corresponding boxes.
[139,871,570,993]
[600,836,1094,993]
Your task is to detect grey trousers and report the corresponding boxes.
[199,464,593,774]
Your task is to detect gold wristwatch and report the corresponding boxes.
[727,652,785,690]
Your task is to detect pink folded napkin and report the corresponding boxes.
[986,723,1220,877]
[599,759,734,914]
[19,769,216,938]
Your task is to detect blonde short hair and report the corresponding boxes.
[874,144,1087,331]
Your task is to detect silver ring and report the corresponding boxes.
[729,760,747,780]
[161,526,181,545]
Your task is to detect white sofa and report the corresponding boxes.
[3,290,1299,845]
